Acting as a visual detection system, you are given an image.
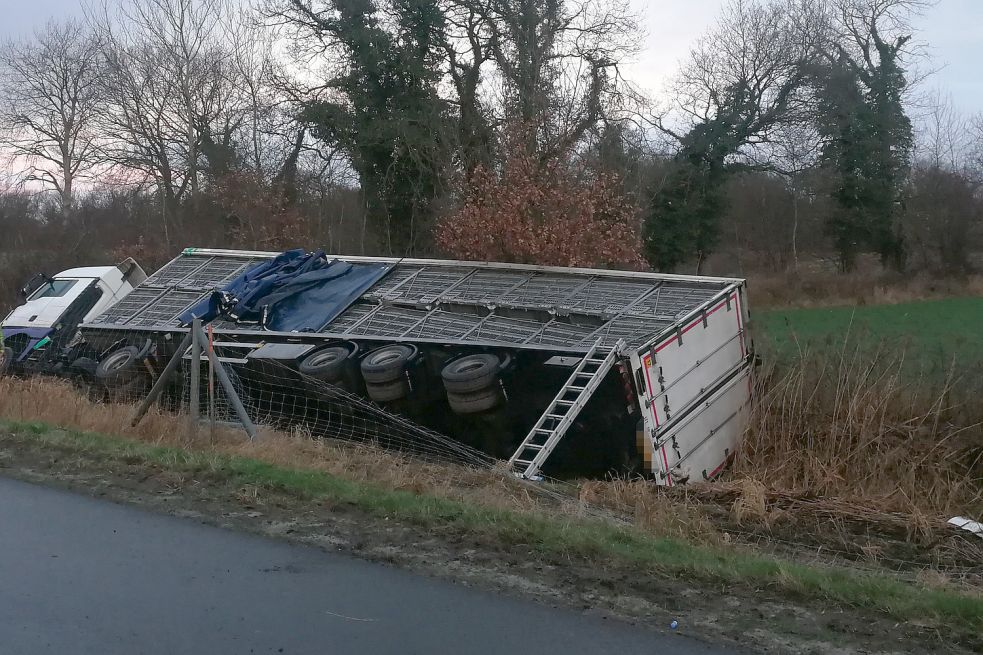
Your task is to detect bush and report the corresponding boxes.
[435,148,646,269]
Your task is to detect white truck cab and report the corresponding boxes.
[0,258,146,375]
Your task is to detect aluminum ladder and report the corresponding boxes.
[508,338,624,480]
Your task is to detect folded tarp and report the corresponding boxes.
[178,249,390,332]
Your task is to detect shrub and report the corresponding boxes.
[435,148,646,269]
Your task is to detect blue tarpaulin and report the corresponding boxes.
[178,249,390,332]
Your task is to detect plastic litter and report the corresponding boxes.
[948,516,983,539]
[670,620,678,630]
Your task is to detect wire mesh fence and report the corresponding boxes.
[181,355,496,469]
[48,323,526,478]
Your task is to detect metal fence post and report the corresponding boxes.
[208,324,215,434]
[131,330,193,427]
[193,323,257,440]
[189,319,201,428]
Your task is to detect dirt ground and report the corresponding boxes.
[0,429,977,655]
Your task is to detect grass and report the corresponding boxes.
[1,324,982,642]
[757,296,983,373]
[3,416,983,634]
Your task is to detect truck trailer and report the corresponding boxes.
[74,247,754,482]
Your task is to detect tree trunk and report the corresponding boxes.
[790,185,799,273]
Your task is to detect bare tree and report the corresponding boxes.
[969,113,983,179]
[227,10,277,178]
[92,0,237,240]
[662,0,824,158]
[226,10,327,197]
[915,90,969,171]
[129,0,231,197]
[824,0,933,82]
[470,0,640,156]
[903,93,981,272]
[643,0,824,272]
[905,161,981,273]
[767,122,824,270]
[0,19,104,211]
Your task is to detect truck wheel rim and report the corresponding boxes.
[373,351,402,365]
[310,351,342,366]
[106,352,131,371]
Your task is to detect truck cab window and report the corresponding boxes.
[27,279,78,300]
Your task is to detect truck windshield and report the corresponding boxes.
[27,279,78,301]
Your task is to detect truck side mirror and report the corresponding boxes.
[19,273,52,300]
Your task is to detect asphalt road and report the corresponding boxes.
[0,476,737,655]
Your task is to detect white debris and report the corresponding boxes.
[948,516,983,539]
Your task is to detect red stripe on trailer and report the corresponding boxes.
[709,448,739,479]
[642,358,672,485]
[734,293,746,358]
[653,294,737,355]
[707,457,728,479]
[734,293,753,397]
[644,352,670,485]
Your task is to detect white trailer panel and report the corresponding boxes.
[630,284,753,484]
[655,365,752,483]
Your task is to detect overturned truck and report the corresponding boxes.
[80,248,755,483]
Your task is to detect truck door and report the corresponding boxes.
[631,286,751,484]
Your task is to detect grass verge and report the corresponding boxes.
[3,417,982,636]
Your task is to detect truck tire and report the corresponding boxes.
[441,354,501,394]
[361,345,416,384]
[70,357,99,379]
[95,346,142,384]
[365,378,409,403]
[0,347,13,377]
[298,346,351,382]
[447,387,500,414]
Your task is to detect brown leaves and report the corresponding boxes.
[434,148,647,270]
[210,172,312,251]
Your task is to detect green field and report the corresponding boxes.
[755,296,983,373]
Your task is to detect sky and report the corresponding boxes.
[1,0,981,115]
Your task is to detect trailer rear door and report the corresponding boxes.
[631,286,751,483]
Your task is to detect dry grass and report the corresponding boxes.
[0,376,544,516]
[733,342,983,517]
[0,374,727,545]
[570,339,983,571]
[748,269,983,309]
[577,477,721,544]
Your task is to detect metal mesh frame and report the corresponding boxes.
[86,250,734,352]
[90,253,265,329]
[321,262,725,349]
